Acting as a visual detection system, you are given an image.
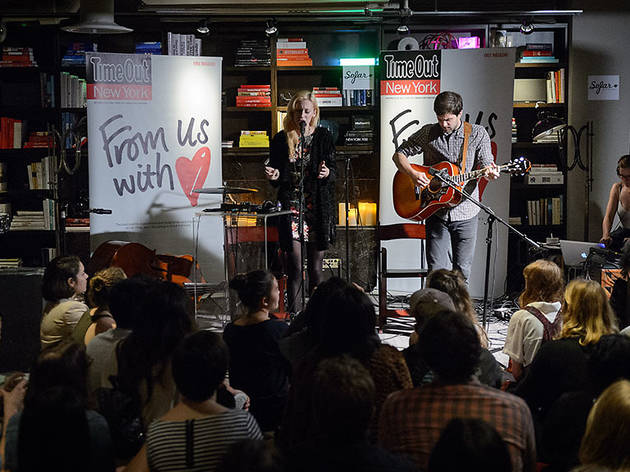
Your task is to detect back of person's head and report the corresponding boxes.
[229,270,275,313]
[428,418,512,472]
[218,439,285,472]
[172,331,228,402]
[42,255,82,301]
[561,279,617,345]
[108,274,155,330]
[433,91,463,116]
[26,342,89,407]
[418,310,481,384]
[301,276,350,337]
[519,259,564,306]
[427,269,476,324]
[409,287,455,333]
[588,334,630,396]
[579,379,630,470]
[318,285,378,361]
[18,385,91,472]
[311,355,375,440]
[87,266,127,309]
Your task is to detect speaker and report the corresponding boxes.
[0,269,44,372]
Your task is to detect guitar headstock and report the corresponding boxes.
[503,157,531,176]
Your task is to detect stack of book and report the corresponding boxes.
[511,118,518,143]
[276,38,312,67]
[526,196,563,226]
[239,131,269,148]
[519,43,559,64]
[23,131,54,149]
[61,42,97,67]
[235,39,271,67]
[525,164,564,185]
[26,156,53,190]
[312,87,342,107]
[0,258,23,268]
[60,72,87,108]
[546,68,565,104]
[221,140,234,148]
[167,33,202,56]
[65,217,90,232]
[135,42,162,55]
[344,115,374,146]
[0,117,24,149]
[0,47,37,67]
[236,85,271,107]
[10,200,55,231]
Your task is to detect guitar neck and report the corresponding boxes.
[451,164,508,184]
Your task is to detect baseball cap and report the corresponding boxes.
[409,288,455,320]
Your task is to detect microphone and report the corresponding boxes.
[89,208,112,215]
[299,120,306,134]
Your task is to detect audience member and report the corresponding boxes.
[218,439,285,472]
[574,380,630,472]
[428,418,512,472]
[609,240,630,330]
[427,268,490,348]
[4,342,114,472]
[126,331,262,472]
[86,274,154,395]
[403,288,503,387]
[73,266,127,346]
[101,280,195,430]
[504,259,564,382]
[514,279,617,422]
[280,285,412,449]
[40,255,89,349]
[379,310,535,472]
[223,270,290,433]
[287,355,415,472]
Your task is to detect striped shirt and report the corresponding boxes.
[378,382,536,472]
[146,409,263,471]
[396,122,494,221]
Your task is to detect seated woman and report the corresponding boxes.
[503,259,564,381]
[40,255,89,350]
[126,331,262,472]
[426,269,490,349]
[223,270,290,433]
[600,154,630,251]
[514,279,618,423]
[73,266,127,346]
[3,342,114,472]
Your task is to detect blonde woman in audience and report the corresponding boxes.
[40,255,89,350]
[426,269,490,348]
[515,279,618,421]
[503,259,564,381]
[574,379,630,472]
[73,266,127,346]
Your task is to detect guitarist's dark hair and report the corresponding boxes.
[434,91,463,116]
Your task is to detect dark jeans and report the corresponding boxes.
[425,214,478,281]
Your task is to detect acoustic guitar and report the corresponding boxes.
[392,157,531,222]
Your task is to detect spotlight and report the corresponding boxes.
[520,20,535,35]
[397,20,409,35]
[265,19,278,37]
[197,19,210,35]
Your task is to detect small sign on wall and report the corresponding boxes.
[342,66,374,90]
[588,75,620,100]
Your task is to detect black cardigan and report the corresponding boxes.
[268,127,337,251]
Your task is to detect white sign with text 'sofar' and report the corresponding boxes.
[588,75,620,101]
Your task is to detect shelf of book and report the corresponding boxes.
[515,62,568,69]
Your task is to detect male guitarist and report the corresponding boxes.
[392,91,499,281]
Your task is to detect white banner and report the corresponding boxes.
[87,53,225,283]
[379,48,515,298]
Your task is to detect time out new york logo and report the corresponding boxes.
[380,50,441,96]
[86,53,152,101]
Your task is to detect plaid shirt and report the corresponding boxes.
[396,122,494,221]
[378,382,536,472]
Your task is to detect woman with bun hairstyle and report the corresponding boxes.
[40,255,89,350]
[223,270,290,433]
[73,266,127,346]
[264,90,336,314]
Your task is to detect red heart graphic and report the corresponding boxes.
[478,141,497,200]
[175,146,211,207]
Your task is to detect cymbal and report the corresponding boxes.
[193,186,258,194]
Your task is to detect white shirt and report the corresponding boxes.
[503,301,562,367]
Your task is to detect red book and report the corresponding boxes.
[239,84,270,89]
[522,50,553,57]
[277,48,309,55]
[277,59,312,67]
[277,54,311,61]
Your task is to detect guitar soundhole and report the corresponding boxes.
[428,178,443,193]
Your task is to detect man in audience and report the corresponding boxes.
[379,310,536,472]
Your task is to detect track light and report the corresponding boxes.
[197,19,210,35]
[397,19,409,34]
[520,20,535,35]
[397,0,411,35]
[265,19,278,37]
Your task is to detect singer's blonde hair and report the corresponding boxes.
[283,91,320,159]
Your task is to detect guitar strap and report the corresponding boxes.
[459,121,472,172]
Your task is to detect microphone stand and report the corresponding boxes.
[431,169,540,326]
[298,122,307,311]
